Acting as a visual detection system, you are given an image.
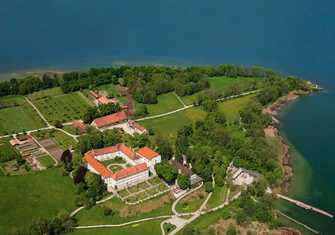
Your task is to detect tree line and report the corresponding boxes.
[0,65,279,100]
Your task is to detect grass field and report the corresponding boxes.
[217,94,256,122]
[181,76,261,105]
[38,155,56,168]
[206,185,228,209]
[75,194,172,226]
[176,201,239,235]
[139,92,183,116]
[139,107,206,138]
[0,168,77,234]
[0,96,46,135]
[67,220,163,235]
[175,187,208,214]
[27,87,63,101]
[0,139,19,162]
[33,129,77,150]
[32,89,92,124]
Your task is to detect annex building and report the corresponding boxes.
[84,143,161,191]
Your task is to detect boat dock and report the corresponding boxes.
[277,194,333,218]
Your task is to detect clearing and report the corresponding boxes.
[175,186,208,214]
[0,168,77,234]
[139,107,207,138]
[181,76,261,105]
[75,194,172,226]
[0,96,46,135]
[136,92,184,116]
[68,220,163,235]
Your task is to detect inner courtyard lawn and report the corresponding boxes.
[67,220,163,235]
[0,96,46,135]
[32,91,92,124]
[0,168,77,234]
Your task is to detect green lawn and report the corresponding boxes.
[139,107,207,138]
[100,158,126,167]
[0,168,77,234]
[27,87,63,101]
[175,187,208,214]
[217,94,256,122]
[75,195,172,226]
[33,91,92,124]
[0,96,46,135]
[0,139,19,162]
[181,76,261,105]
[206,185,228,209]
[33,129,77,150]
[176,201,239,235]
[139,92,183,116]
[67,220,163,235]
[38,155,56,168]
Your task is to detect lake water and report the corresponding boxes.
[1,0,335,233]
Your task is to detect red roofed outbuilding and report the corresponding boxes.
[91,111,128,129]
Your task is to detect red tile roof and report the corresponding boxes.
[9,138,19,146]
[84,147,148,180]
[92,111,128,128]
[88,144,140,161]
[97,96,118,105]
[84,153,113,177]
[72,120,86,131]
[90,90,100,99]
[137,146,160,160]
[113,163,148,180]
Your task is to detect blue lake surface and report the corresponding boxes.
[1,0,335,233]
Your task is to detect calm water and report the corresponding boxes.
[1,0,335,233]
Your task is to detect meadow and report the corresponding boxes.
[67,220,163,235]
[142,92,184,116]
[175,187,208,213]
[38,155,56,168]
[206,185,228,209]
[181,76,260,105]
[31,88,92,124]
[0,96,45,135]
[75,194,172,226]
[0,168,77,234]
[139,94,254,138]
[139,107,207,138]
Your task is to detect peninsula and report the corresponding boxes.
[0,65,319,235]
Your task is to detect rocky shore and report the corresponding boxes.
[263,90,311,193]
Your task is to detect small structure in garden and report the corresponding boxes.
[227,164,259,186]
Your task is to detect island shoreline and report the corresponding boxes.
[264,90,316,193]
